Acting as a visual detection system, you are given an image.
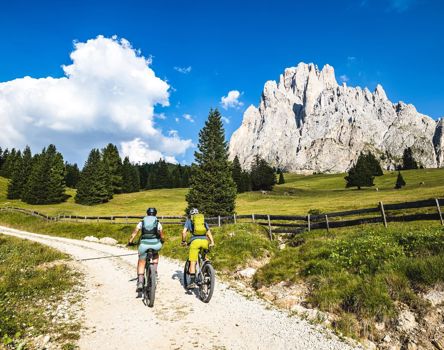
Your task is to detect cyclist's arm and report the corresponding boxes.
[159,228,165,242]
[181,227,188,242]
[206,229,215,246]
[129,227,139,244]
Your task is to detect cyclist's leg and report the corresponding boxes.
[189,239,209,273]
[137,243,149,289]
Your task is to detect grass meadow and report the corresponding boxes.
[1,168,443,216]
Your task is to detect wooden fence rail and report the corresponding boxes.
[1,197,443,239]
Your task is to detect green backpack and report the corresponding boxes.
[141,216,159,240]
[191,214,207,236]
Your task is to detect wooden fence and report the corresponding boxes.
[1,198,443,240]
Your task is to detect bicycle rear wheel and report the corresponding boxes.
[144,265,156,307]
[199,263,215,303]
[183,260,190,290]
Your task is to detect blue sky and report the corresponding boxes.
[0,0,443,166]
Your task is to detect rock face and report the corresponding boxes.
[229,62,443,173]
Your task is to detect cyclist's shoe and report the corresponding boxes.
[187,282,197,289]
[136,281,143,291]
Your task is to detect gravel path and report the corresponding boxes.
[1,225,361,350]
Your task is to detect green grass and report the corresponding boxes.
[254,221,444,337]
[0,212,275,273]
[1,168,444,216]
[0,234,78,348]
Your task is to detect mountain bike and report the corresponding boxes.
[183,246,215,303]
[142,248,157,307]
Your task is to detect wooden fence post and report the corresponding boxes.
[436,199,443,226]
[267,215,272,240]
[325,214,330,232]
[125,216,128,225]
[307,214,311,232]
[252,213,255,222]
[218,215,221,227]
[379,202,387,228]
[234,214,237,224]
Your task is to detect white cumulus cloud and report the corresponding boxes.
[339,75,349,83]
[121,138,178,164]
[220,90,243,110]
[183,114,195,123]
[0,35,192,164]
[221,116,230,124]
[174,66,192,74]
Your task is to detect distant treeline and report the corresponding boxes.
[0,142,283,206]
[0,144,193,205]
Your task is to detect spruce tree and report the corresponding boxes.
[65,163,80,188]
[75,149,112,205]
[1,148,18,178]
[344,152,374,189]
[278,171,285,184]
[402,147,418,170]
[102,143,123,194]
[250,156,276,191]
[46,145,66,203]
[7,150,23,199]
[7,146,32,199]
[121,157,140,193]
[231,155,243,193]
[172,165,183,188]
[365,152,383,176]
[186,109,236,216]
[395,171,406,189]
[240,170,252,192]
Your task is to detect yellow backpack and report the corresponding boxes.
[191,214,207,235]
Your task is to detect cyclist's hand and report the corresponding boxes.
[209,243,215,248]
[160,238,165,244]
[127,241,135,247]
[181,240,187,247]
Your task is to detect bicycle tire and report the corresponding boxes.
[183,260,190,290]
[199,263,215,303]
[146,264,156,307]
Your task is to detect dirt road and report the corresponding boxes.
[1,225,360,350]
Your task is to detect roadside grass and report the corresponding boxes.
[253,221,444,338]
[0,234,78,348]
[161,223,276,272]
[0,211,276,273]
[1,168,444,216]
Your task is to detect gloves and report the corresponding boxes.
[127,242,135,247]
[181,240,187,247]
[160,238,165,244]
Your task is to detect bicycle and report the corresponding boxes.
[183,246,215,303]
[142,248,157,307]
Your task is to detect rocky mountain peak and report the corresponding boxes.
[229,62,442,173]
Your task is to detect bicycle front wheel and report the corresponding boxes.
[199,263,215,303]
[145,265,156,307]
[183,260,190,290]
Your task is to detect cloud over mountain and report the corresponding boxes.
[0,35,192,164]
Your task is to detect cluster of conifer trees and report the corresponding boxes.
[0,145,66,204]
[231,155,281,193]
[345,148,418,189]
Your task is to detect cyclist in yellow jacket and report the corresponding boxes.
[181,208,214,288]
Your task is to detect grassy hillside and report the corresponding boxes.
[1,168,443,216]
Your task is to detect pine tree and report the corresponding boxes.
[172,165,183,188]
[65,163,80,188]
[102,143,123,194]
[250,156,277,191]
[46,145,66,203]
[278,171,285,184]
[121,157,140,193]
[7,146,32,199]
[231,155,243,193]
[402,147,418,170]
[0,148,8,176]
[75,149,112,205]
[365,152,383,176]
[7,150,23,199]
[344,152,375,189]
[240,170,252,192]
[395,171,406,189]
[186,109,236,216]
[1,148,18,178]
